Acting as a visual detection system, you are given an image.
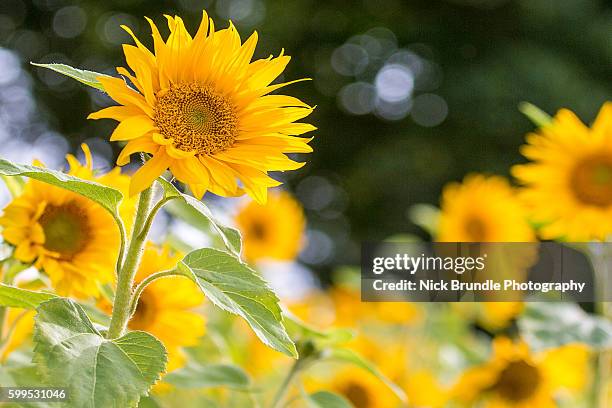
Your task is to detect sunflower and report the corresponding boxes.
[0,308,35,361]
[330,286,422,327]
[451,302,525,333]
[479,302,524,332]
[404,371,449,408]
[235,190,305,262]
[0,145,131,298]
[512,102,612,240]
[127,243,205,372]
[306,367,398,408]
[452,337,590,407]
[437,174,535,242]
[89,12,314,203]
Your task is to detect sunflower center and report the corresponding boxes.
[38,201,91,259]
[492,360,541,402]
[154,83,238,155]
[464,216,487,241]
[570,154,612,207]
[129,292,156,330]
[250,221,268,241]
[341,383,371,408]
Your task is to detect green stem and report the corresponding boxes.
[138,196,175,241]
[127,269,180,319]
[115,220,127,280]
[270,360,302,408]
[590,244,612,408]
[107,185,154,339]
[597,302,611,408]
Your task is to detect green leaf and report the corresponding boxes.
[519,302,612,350]
[284,312,354,346]
[137,397,161,408]
[165,363,251,390]
[33,298,167,408]
[327,348,407,403]
[31,63,109,91]
[0,158,123,221]
[0,284,56,309]
[158,178,242,256]
[175,248,297,358]
[308,391,352,408]
[0,363,59,408]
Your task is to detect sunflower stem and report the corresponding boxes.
[596,302,611,408]
[269,359,302,408]
[590,244,612,408]
[138,196,175,241]
[127,269,180,320]
[107,185,154,339]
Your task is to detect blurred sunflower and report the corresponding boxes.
[330,286,422,326]
[0,145,131,298]
[89,12,314,202]
[307,367,398,408]
[128,243,205,372]
[451,302,526,333]
[438,174,535,242]
[0,308,35,361]
[512,102,612,240]
[479,302,524,332]
[452,337,590,407]
[235,190,305,263]
[240,326,288,376]
[404,371,449,408]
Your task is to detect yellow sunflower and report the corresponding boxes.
[330,286,422,327]
[0,308,35,361]
[479,302,524,332]
[0,145,131,298]
[452,337,590,407]
[89,12,314,202]
[404,371,449,408]
[437,174,535,242]
[235,190,305,262]
[451,302,525,332]
[127,243,205,372]
[306,367,398,408]
[512,102,612,240]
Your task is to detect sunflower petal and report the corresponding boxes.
[110,115,157,141]
[130,150,173,196]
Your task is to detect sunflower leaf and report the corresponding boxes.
[157,178,242,256]
[307,391,352,408]
[31,63,109,91]
[284,312,355,346]
[0,363,58,408]
[33,298,167,408]
[519,302,612,350]
[164,363,251,390]
[175,248,297,358]
[0,284,56,309]
[0,157,123,224]
[326,348,407,403]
